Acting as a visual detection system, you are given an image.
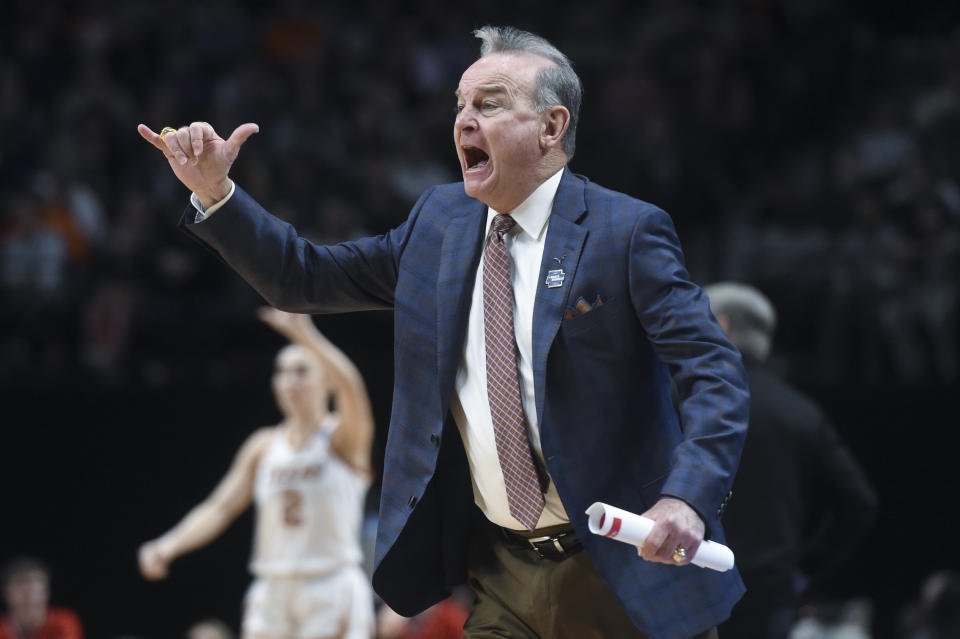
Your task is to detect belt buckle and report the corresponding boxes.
[527,534,566,559]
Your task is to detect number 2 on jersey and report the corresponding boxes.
[282,489,303,526]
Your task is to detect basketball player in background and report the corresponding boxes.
[138,308,376,639]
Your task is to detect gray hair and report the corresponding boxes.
[703,282,777,362]
[473,26,582,160]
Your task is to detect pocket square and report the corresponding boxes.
[564,295,604,319]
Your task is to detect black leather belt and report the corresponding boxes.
[499,525,583,560]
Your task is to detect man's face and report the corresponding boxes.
[454,52,552,212]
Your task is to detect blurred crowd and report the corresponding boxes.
[2,0,959,390]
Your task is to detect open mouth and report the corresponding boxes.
[463,146,489,171]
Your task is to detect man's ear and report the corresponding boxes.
[539,105,570,152]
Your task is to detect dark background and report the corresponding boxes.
[2,0,959,637]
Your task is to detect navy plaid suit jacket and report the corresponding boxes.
[184,168,749,638]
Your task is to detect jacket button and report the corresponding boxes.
[408,495,418,508]
[430,433,440,447]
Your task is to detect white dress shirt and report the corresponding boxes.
[450,168,569,531]
[193,171,570,530]
[190,180,236,220]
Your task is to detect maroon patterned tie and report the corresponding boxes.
[484,213,545,530]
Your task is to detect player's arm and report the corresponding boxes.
[138,427,273,580]
[258,307,374,473]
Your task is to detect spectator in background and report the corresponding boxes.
[0,557,83,639]
[704,283,879,639]
[0,191,68,301]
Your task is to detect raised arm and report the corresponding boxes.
[258,307,375,474]
[137,427,273,580]
[142,120,416,315]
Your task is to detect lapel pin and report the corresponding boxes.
[545,255,566,288]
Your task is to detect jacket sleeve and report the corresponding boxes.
[179,185,433,314]
[628,205,750,528]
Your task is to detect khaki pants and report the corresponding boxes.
[463,522,718,639]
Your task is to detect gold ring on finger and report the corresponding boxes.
[672,546,687,563]
[159,127,177,144]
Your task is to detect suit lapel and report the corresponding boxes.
[436,199,487,416]
[532,170,588,427]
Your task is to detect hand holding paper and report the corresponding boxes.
[585,502,735,572]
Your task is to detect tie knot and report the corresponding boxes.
[490,214,516,239]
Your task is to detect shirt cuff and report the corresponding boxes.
[189,180,236,222]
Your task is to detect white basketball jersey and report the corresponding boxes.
[250,421,370,577]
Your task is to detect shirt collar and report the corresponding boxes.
[486,168,564,241]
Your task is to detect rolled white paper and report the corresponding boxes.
[585,502,735,572]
